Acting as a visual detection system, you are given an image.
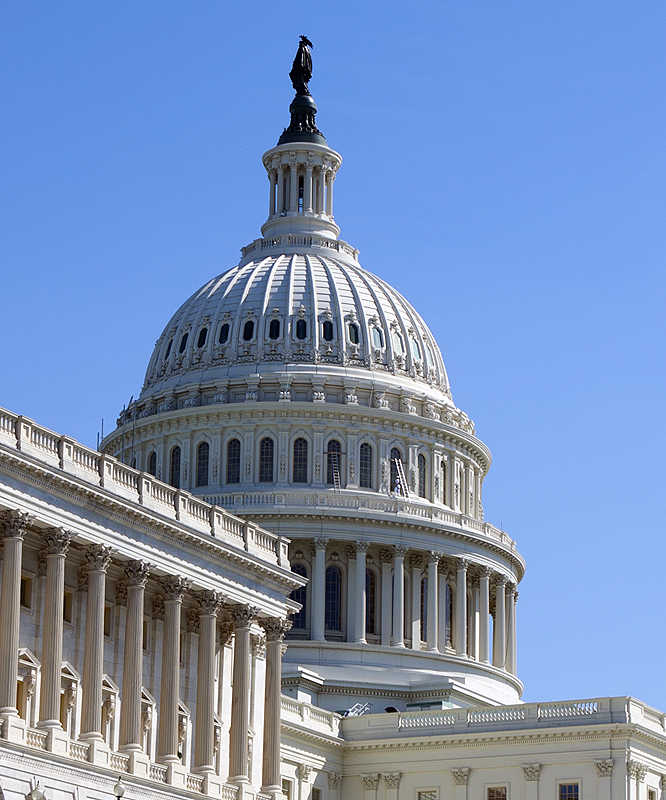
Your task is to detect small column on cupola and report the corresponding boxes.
[261,36,343,240]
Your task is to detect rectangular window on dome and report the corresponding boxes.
[559,785,579,800]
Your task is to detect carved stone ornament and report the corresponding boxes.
[115,580,128,607]
[328,773,342,789]
[410,553,424,569]
[152,595,165,621]
[0,509,31,539]
[41,527,73,555]
[451,768,470,786]
[384,773,401,789]
[394,545,408,557]
[193,589,224,616]
[313,537,329,551]
[298,764,312,782]
[124,560,151,588]
[186,607,200,634]
[627,760,648,782]
[521,764,541,781]
[427,550,441,565]
[229,604,259,629]
[379,549,393,564]
[157,575,192,601]
[251,634,266,659]
[595,760,614,778]
[83,544,112,572]
[361,774,380,791]
[219,621,235,645]
[259,617,293,642]
[355,540,370,553]
[77,565,89,592]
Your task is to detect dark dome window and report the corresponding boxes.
[295,319,307,340]
[219,323,230,344]
[372,328,384,348]
[164,338,173,359]
[178,333,188,354]
[322,320,334,341]
[197,327,208,348]
[243,320,255,341]
[348,323,360,344]
[269,319,280,340]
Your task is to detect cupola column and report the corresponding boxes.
[493,576,507,669]
[316,168,325,214]
[506,584,517,675]
[392,546,407,647]
[354,541,369,644]
[38,527,73,728]
[478,567,491,663]
[276,165,286,215]
[289,164,299,213]
[269,170,277,217]
[305,164,314,213]
[455,559,469,657]
[311,538,328,641]
[410,553,423,649]
[325,172,334,216]
[0,510,29,719]
[426,552,440,652]
[81,544,112,741]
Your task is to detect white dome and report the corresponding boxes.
[139,248,453,411]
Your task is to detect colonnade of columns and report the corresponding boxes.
[302,538,519,675]
[0,510,290,796]
[268,163,335,218]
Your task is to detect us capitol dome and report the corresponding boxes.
[102,41,524,711]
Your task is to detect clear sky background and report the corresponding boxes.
[2,2,665,709]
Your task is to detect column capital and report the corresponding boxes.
[521,764,541,781]
[627,760,648,782]
[456,557,471,571]
[83,543,112,572]
[394,545,408,557]
[328,773,342,789]
[0,509,31,540]
[595,760,614,778]
[346,545,357,560]
[379,548,394,564]
[450,768,470,786]
[384,773,401,789]
[230,604,259,629]
[157,575,191,601]
[361,774,380,790]
[41,527,73,555]
[506,581,517,596]
[313,537,329,550]
[193,589,224,616]
[427,550,442,565]
[124,560,152,587]
[409,553,424,569]
[259,617,293,642]
[478,565,492,579]
[355,540,370,553]
[494,574,508,588]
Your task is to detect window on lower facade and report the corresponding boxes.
[292,437,308,483]
[259,437,275,483]
[325,565,342,631]
[227,438,241,484]
[196,442,209,487]
[359,442,372,488]
[365,568,376,635]
[559,785,579,800]
[445,583,453,647]
[290,564,308,629]
[20,576,32,609]
[282,780,293,800]
[488,789,507,800]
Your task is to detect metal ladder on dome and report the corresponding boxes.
[393,458,410,499]
[328,451,341,494]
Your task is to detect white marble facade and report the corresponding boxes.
[2,45,666,800]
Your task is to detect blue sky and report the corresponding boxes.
[2,2,665,709]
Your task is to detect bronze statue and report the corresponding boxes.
[289,35,314,96]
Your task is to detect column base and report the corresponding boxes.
[0,712,25,742]
[45,727,70,756]
[202,773,225,796]
[85,738,111,765]
[126,751,151,777]
[166,763,188,788]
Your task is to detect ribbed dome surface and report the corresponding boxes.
[140,252,452,403]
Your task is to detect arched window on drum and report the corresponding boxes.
[365,568,377,635]
[226,439,241,484]
[196,442,209,487]
[359,443,373,489]
[418,453,427,498]
[390,447,403,494]
[290,564,308,630]
[169,446,181,489]
[325,565,342,632]
[259,437,274,483]
[147,451,157,477]
[292,438,308,483]
[326,439,342,486]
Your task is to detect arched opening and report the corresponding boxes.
[365,568,377,635]
[326,439,342,486]
[169,446,181,489]
[441,459,447,505]
[259,437,274,483]
[196,327,208,348]
[196,442,209,487]
[420,577,428,643]
[226,438,241,484]
[325,565,342,632]
[390,446,403,494]
[178,333,188,354]
[445,583,453,648]
[418,453,427,498]
[322,320,334,341]
[218,323,230,344]
[269,319,280,340]
[295,318,307,340]
[348,322,360,344]
[147,451,157,477]
[292,438,308,483]
[242,320,254,341]
[359,443,373,489]
[290,564,308,630]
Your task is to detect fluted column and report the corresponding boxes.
[492,576,507,669]
[410,554,423,649]
[354,541,369,644]
[311,538,328,641]
[325,172,334,216]
[316,168,325,214]
[379,550,393,646]
[157,576,191,762]
[289,164,299,212]
[276,165,286,214]
[346,545,356,643]
[392,546,406,647]
[506,584,517,675]
[304,165,313,213]
[0,510,30,717]
[193,590,224,772]
[38,527,73,728]
[120,561,151,751]
[268,170,277,217]
[426,552,440,652]
[260,618,292,796]
[455,558,469,656]
[229,604,258,783]
[81,544,112,741]
[478,567,491,663]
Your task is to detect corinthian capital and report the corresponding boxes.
[260,617,293,642]
[451,768,470,786]
[157,575,191,601]
[193,589,224,615]
[83,544,112,572]
[229,604,259,629]
[123,560,152,587]
[0,509,31,540]
[41,527,73,555]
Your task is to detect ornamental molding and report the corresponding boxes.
[328,772,342,788]
[297,764,313,781]
[595,760,614,777]
[451,768,470,785]
[521,764,541,781]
